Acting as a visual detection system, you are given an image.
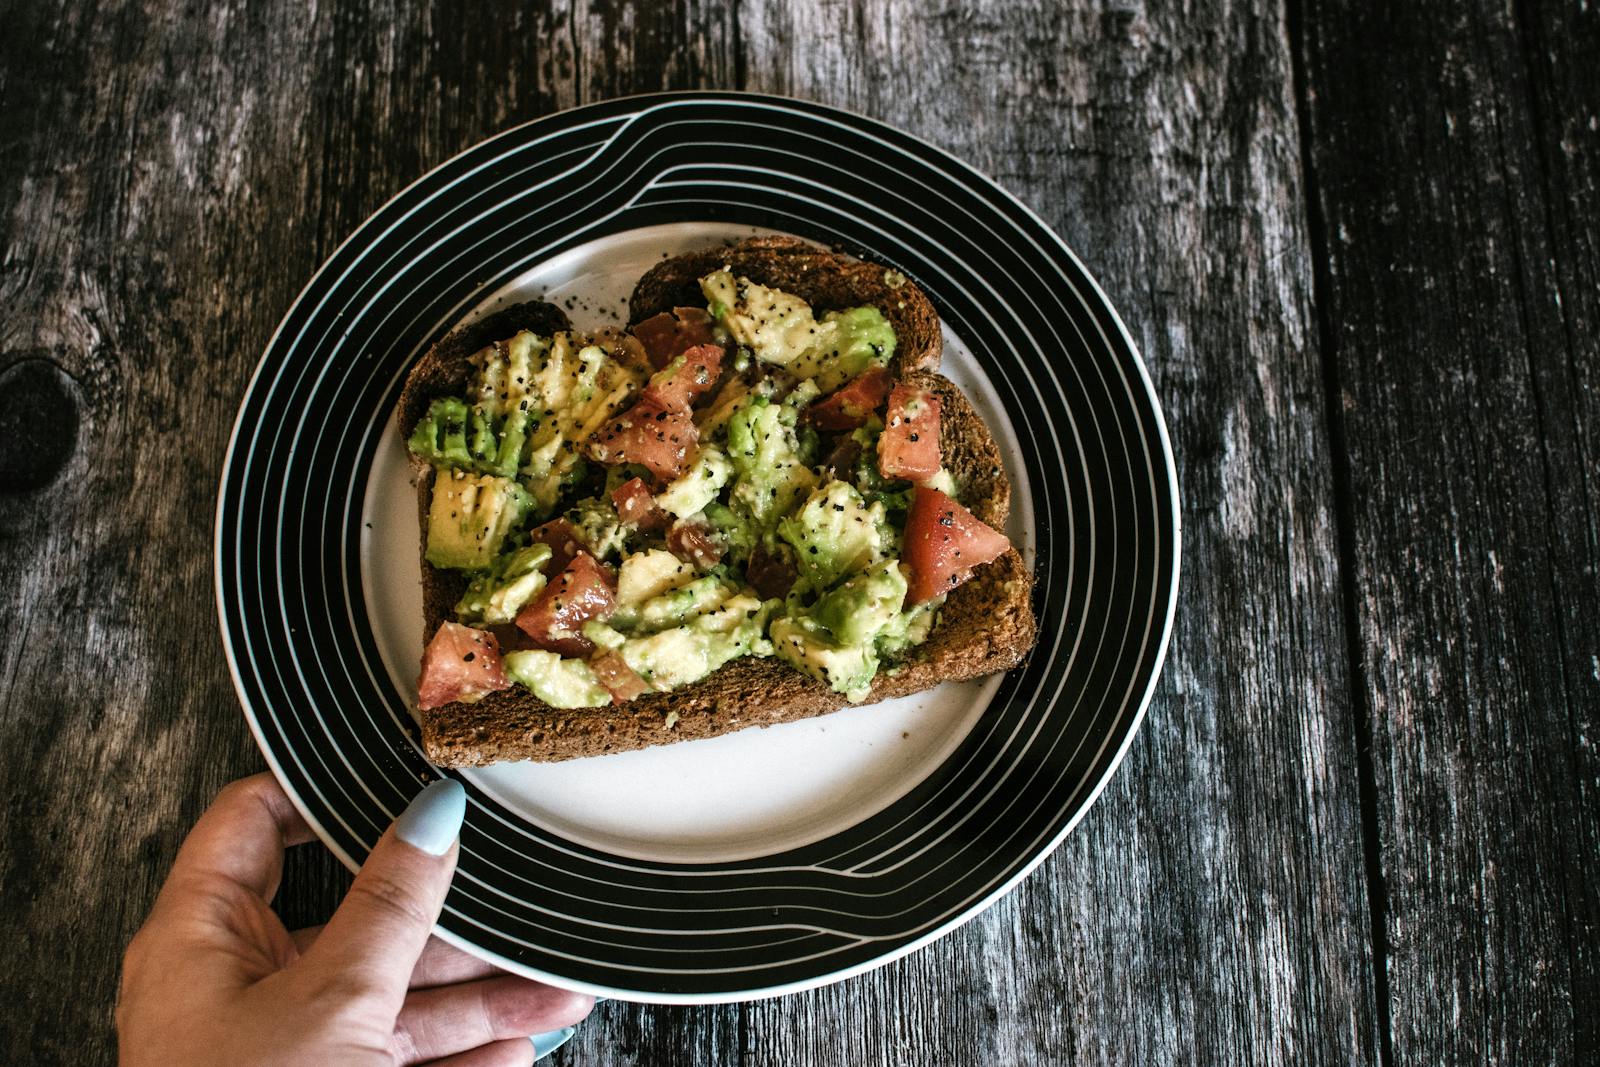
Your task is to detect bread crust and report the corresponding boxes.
[402,241,1036,766]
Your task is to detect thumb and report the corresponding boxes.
[297,779,466,1012]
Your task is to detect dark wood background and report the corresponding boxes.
[2,1,1595,1063]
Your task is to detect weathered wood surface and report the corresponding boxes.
[0,1,1592,1064]
[1296,0,1600,1061]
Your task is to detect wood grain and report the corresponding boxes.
[1296,0,1600,1061]
[0,0,1592,1063]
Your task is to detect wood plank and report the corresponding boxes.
[1295,0,1600,1060]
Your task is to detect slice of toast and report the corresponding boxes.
[404,242,1036,766]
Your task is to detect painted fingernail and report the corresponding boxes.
[394,779,466,856]
[530,1026,576,1060]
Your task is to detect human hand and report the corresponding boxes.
[117,774,592,1066]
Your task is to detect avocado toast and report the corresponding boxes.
[400,237,1036,766]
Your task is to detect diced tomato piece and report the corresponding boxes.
[648,343,724,411]
[666,520,724,571]
[745,543,799,600]
[515,551,617,657]
[633,307,715,370]
[879,384,943,482]
[528,518,584,575]
[589,649,651,703]
[612,476,670,531]
[805,367,895,431]
[418,622,511,710]
[585,391,698,481]
[903,487,1012,605]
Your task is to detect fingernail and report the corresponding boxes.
[394,779,466,856]
[530,1026,576,1060]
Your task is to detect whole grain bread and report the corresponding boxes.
[404,241,1036,765]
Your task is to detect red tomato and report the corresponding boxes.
[878,384,943,482]
[528,517,584,575]
[589,649,651,703]
[585,391,699,481]
[633,307,715,370]
[666,520,724,571]
[515,551,618,657]
[804,367,894,431]
[903,487,1011,605]
[648,343,724,411]
[417,622,511,710]
[612,477,670,531]
[745,543,799,600]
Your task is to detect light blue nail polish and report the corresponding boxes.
[394,779,466,856]
[530,1026,576,1060]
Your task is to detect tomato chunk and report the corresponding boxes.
[515,551,618,657]
[805,367,894,431]
[648,343,724,411]
[418,622,511,710]
[633,307,716,370]
[585,390,699,481]
[612,476,670,531]
[589,649,651,703]
[903,487,1011,605]
[878,384,943,482]
[666,519,724,571]
[528,517,585,575]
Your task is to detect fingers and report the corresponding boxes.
[409,938,513,990]
[393,975,593,1065]
[157,773,314,909]
[291,927,508,990]
[423,1037,536,1067]
[296,780,465,1013]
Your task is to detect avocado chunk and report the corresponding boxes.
[410,338,551,478]
[770,615,879,702]
[426,469,534,571]
[631,574,738,632]
[700,271,895,392]
[875,594,943,662]
[702,270,820,365]
[565,495,627,561]
[655,446,733,519]
[502,650,610,708]
[408,396,476,469]
[788,306,896,393]
[616,548,698,607]
[726,397,817,528]
[606,594,776,691]
[510,333,648,514]
[455,543,553,625]
[702,502,758,565]
[777,479,893,591]
[811,559,909,645]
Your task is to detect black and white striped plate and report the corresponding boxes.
[216,93,1179,1002]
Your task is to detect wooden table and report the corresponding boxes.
[3,2,1595,1062]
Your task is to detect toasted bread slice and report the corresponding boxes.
[404,244,1036,766]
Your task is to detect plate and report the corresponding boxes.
[216,92,1180,1002]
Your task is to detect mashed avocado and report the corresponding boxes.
[420,275,965,708]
